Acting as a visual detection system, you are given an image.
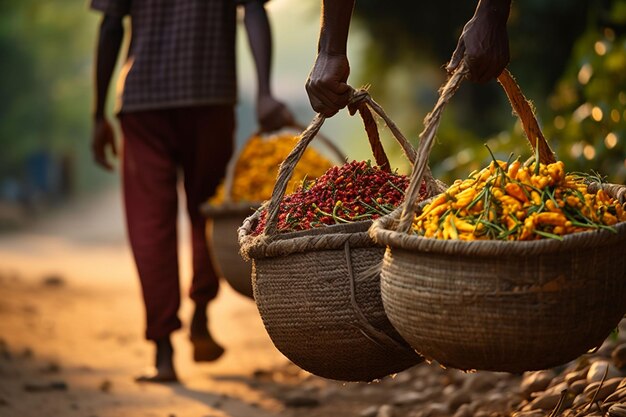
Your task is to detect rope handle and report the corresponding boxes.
[221,124,347,203]
[343,241,412,352]
[262,86,432,237]
[291,122,347,163]
[396,60,557,233]
[497,70,556,165]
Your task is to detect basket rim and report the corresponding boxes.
[239,208,379,260]
[370,206,626,257]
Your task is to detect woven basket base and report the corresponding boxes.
[253,245,422,381]
[207,216,253,299]
[381,242,626,373]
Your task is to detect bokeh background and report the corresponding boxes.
[1,0,625,227]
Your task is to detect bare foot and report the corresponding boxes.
[190,304,225,362]
[191,336,224,362]
[135,337,178,383]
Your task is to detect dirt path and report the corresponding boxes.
[0,188,346,417]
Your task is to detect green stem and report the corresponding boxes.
[386,180,406,195]
[533,229,564,241]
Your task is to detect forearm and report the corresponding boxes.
[318,0,355,55]
[305,0,354,116]
[94,15,124,119]
[243,1,272,98]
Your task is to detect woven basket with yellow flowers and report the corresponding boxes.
[201,127,343,298]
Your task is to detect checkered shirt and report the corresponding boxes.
[91,0,258,112]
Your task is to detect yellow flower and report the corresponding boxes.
[209,133,334,204]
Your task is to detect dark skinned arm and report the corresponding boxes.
[305,0,354,117]
[306,0,509,112]
[447,0,511,83]
[243,0,294,133]
[92,14,124,171]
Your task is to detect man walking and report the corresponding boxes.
[90,0,293,382]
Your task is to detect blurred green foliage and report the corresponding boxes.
[352,0,626,185]
[545,3,626,183]
[0,0,110,193]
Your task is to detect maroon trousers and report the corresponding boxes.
[119,105,234,341]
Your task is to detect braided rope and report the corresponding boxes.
[343,241,412,351]
[396,61,470,233]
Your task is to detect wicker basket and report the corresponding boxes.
[239,89,445,381]
[204,202,259,298]
[369,62,626,373]
[202,128,344,299]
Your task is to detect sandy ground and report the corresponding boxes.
[0,188,400,417]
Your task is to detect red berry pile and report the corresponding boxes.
[253,160,428,235]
